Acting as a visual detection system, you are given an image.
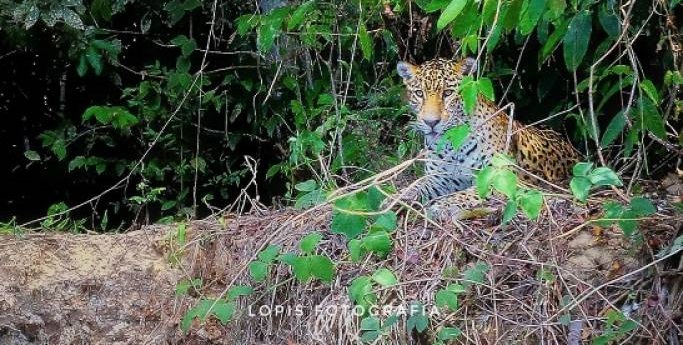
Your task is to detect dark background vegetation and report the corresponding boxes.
[0,0,680,231]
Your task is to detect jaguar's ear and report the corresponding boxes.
[397,61,416,80]
[461,57,477,75]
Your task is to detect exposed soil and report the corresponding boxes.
[0,227,183,344]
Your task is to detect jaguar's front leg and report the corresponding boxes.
[383,176,431,209]
[426,186,492,222]
[385,172,462,210]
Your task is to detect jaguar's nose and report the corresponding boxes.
[424,119,440,129]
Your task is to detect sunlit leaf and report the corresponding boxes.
[517,189,544,219]
[437,0,468,31]
[371,268,398,287]
[570,176,592,202]
[299,232,322,253]
[358,23,373,60]
[459,76,478,114]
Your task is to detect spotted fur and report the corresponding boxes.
[396,58,579,218]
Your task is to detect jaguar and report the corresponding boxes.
[394,58,580,220]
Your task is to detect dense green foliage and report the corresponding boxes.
[1,0,680,230]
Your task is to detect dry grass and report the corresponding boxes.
[175,179,682,345]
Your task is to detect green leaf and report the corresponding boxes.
[421,0,451,13]
[563,11,592,71]
[437,326,462,340]
[331,211,366,239]
[295,189,326,210]
[362,230,393,258]
[492,170,518,198]
[618,212,637,236]
[76,54,88,76]
[366,186,386,211]
[517,189,544,219]
[171,35,196,57]
[546,0,567,21]
[629,197,656,216]
[459,76,478,115]
[503,0,524,29]
[85,46,103,75]
[539,18,569,63]
[257,245,281,263]
[257,24,279,52]
[309,255,335,283]
[175,56,191,74]
[588,167,623,187]
[371,268,398,287]
[360,330,379,343]
[638,97,666,139]
[248,261,269,282]
[348,276,377,307]
[435,289,459,311]
[536,266,556,283]
[348,239,365,262]
[600,111,627,147]
[407,310,429,333]
[91,0,112,21]
[360,316,381,331]
[278,252,298,265]
[502,199,517,224]
[175,222,187,245]
[640,79,660,104]
[317,93,335,106]
[287,0,313,30]
[463,262,489,286]
[348,276,371,303]
[372,212,397,232]
[24,150,40,161]
[519,0,548,35]
[447,283,466,294]
[486,20,504,51]
[572,162,593,177]
[478,77,495,101]
[68,156,86,171]
[436,124,471,152]
[299,232,322,253]
[291,256,312,283]
[181,299,235,333]
[82,106,138,129]
[236,14,259,36]
[92,39,122,56]
[475,166,495,198]
[482,0,499,24]
[331,195,368,239]
[161,200,176,211]
[570,176,592,202]
[210,300,235,324]
[598,3,620,37]
[175,278,202,296]
[62,9,85,30]
[461,32,479,54]
[437,0,468,31]
[491,154,516,167]
[227,285,253,300]
[358,24,373,60]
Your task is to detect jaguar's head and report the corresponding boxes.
[397,58,477,137]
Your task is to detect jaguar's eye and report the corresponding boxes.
[443,90,454,97]
[415,90,424,98]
